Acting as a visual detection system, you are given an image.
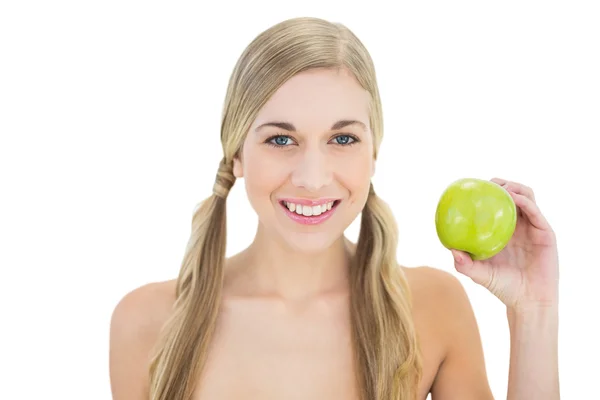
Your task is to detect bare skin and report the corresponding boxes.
[109,243,494,400]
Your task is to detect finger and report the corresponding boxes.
[451,249,494,288]
[490,178,525,217]
[490,177,507,186]
[508,191,550,230]
[491,178,535,202]
[504,182,536,202]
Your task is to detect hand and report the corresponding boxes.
[451,178,559,311]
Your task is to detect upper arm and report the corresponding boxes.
[425,269,495,400]
[109,281,175,400]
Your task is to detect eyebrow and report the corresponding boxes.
[254,119,367,132]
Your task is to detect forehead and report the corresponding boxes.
[251,68,371,132]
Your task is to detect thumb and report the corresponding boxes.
[451,249,493,289]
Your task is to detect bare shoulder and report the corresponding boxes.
[109,279,177,400]
[402,265,494,399]
[402,265,470,316]
[402,264,463,293]
[110,279,177,335]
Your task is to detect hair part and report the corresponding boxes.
[148,17,422,400]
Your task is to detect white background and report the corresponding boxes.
[1,1,599,399]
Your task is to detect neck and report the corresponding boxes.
[225,224,354,302]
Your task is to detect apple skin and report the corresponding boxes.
[435,178,517,261]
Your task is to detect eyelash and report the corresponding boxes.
[264,133,360,148]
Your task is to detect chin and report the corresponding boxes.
[278,230,344,255]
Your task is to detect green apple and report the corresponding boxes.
[435,178,517,260]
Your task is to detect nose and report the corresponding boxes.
[290,146,333,192]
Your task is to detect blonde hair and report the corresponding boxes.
[148,16,422,400]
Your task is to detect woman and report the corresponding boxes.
[109,17,560,400]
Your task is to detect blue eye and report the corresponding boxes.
[334,135,354,145]
[274,136,290,146]
[266,135,294,147]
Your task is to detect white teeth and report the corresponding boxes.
[284,201,336,216]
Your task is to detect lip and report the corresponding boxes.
[278,197,339,206]
[279,199,340,225]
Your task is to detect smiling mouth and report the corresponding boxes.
[278,199,341,225]
[279,200,341,216]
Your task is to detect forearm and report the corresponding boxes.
[506,305,560,399]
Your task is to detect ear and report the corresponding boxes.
[233,154,243,178]
[371,158,376,178]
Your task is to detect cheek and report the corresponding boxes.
[334,151,373,208]
[336,151,373,188]
[242,148,289,200]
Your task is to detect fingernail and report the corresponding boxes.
[453,251,462,264]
